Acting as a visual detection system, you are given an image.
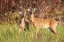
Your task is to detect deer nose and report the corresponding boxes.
[30,12,32,15]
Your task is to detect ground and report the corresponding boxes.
[0,23,64,42]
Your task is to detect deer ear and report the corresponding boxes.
[32,8,36,12]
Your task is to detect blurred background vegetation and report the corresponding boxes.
[0,0,64,24]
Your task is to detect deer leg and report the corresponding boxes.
[22,27,24,31]
[19,27,24,33]
[19,28,21,33]
[36,28,38,38]
[49,27,58,34]
[49,26,58,40]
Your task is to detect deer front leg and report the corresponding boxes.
[21,27,24,31]
[36,27,38,38]
[19,27,24,33]
[19,28,21,33]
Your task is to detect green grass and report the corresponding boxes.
[0,23,64,42]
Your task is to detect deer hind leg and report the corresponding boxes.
[49,26,58,34]
[49,26,58,40]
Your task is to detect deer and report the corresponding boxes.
[29,8,58,37]
[18,8,29,33]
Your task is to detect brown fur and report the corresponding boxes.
[19,17,29,33]
[30,13,58,36]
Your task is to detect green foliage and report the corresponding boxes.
[0,23,64,42]
[11,12,20,20]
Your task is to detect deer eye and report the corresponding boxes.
[20,14,24,18]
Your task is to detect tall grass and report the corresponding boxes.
[0,23,64,42]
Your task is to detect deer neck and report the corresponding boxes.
[21,18,25,23]
[31,14,34,22]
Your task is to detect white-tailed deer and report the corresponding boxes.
[18,8,29,33]
[19,14,29,33]
[19,14,25,32]
[29,9,58,36]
